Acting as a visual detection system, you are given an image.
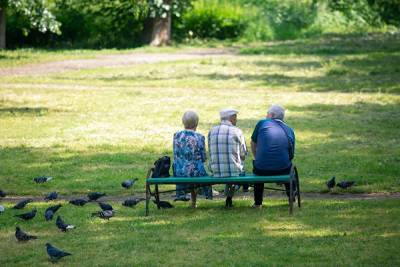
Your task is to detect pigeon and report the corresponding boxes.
[34,176,53,183]
[87,192,106,201]
[153,200,174,209]
[98,202,113,211]
[326,176,336,190]
[15,226,37,241]
[0,205,4,214]
[13,198,33,209]
[15,208,37,220]
[336,181,356,189]
[46,243,72,262]
[45,204,62,221]
[44,191,58,201]
[121,178,138,189]
[56,216,75,232]
[122,198,145,208]
[0,189,6,197]
[91,210,115,220]
[69,198,88,206]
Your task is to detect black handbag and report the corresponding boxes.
[151,156,171,178]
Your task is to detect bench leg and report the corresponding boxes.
[145,183,150,216]
[295,166,301,208]
[155,184,161,210]
[190,187,197,208]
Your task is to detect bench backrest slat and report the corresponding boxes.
[147,175,291,184]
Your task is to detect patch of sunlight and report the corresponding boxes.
[380,232,400,238]
[261,222,342,237]
[144,219,173,226]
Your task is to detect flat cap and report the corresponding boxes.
[220,108,238,119]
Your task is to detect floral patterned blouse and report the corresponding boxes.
[173,130,208,177]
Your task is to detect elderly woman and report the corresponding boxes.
[173,110,211,207]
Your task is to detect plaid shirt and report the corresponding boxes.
[208,120,247,177]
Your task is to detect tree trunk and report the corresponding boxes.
[141,1,172,46]
[149,14,171,46]
[0,7,5,49]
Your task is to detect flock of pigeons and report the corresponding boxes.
[326,176,356,190]
[1,175,356,262]
[0,176,153,262]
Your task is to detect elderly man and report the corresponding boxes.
[251,104,295,208]
[208,108,247,208]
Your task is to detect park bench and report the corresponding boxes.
[145,165,300,215]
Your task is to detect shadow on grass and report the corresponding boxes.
[0,107,52,116]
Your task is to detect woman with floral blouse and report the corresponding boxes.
[173,110,211,207]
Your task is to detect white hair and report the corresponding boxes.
[182,110,199,129]
[268,104,285,120]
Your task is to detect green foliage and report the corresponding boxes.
[174,0,247,40]
[3,0,60,35]
[148,0,192,18]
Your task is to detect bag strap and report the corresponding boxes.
[272,119,294,160]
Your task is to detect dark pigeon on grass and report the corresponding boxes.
[121,178,138,189]
[69,198,88,206]
[46,243,72,262]
[0,205,4,214]
[92,210,115,220]
[15,208,37,220]
[34,176,53,183]
[87,192,106,201]
[336,181,356,189]
[98,202,113,211]
[0,189,6,197]
[44,191,58,201]
[45,204,62,221]
[122,197,145,208]
[153,200,174,209]
[56,216,75,232]
[326,176,336,190]
[15,226,37,241]
[13,198,33,209]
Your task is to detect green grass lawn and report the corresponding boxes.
[0,198,399,266]
[1,32,399,195]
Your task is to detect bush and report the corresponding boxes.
[173,0,247,40]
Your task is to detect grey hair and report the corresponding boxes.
[182,110,199,129]
[268,104,285,120]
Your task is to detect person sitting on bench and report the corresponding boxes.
[173,110,211,207]
[208,108,247,208]
[251,104,296,208]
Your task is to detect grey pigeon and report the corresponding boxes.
[92,210,115,220]
[45,204,62,221]
[98,202,113,211]
[44,191,58,201]
[13,198,33,209]
[0,189,6,197]
[122,198,145,208]
[46,243,72,262]
[153,200,174,209]
[0,205,4,214]
[34,176,53,183]
[56,216,75,232]
[337,181,356,189]
[121,178,138,189]
[87,192,106,201]
[326,176,336,190]
[15,226,37,241]
[69,198,88,206]
[45,209,54,221]
[15,208,37,220]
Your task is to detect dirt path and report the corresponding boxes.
[2,192,400,203]
[0,48,237,76]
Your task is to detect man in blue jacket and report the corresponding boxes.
[251,104,295,208]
